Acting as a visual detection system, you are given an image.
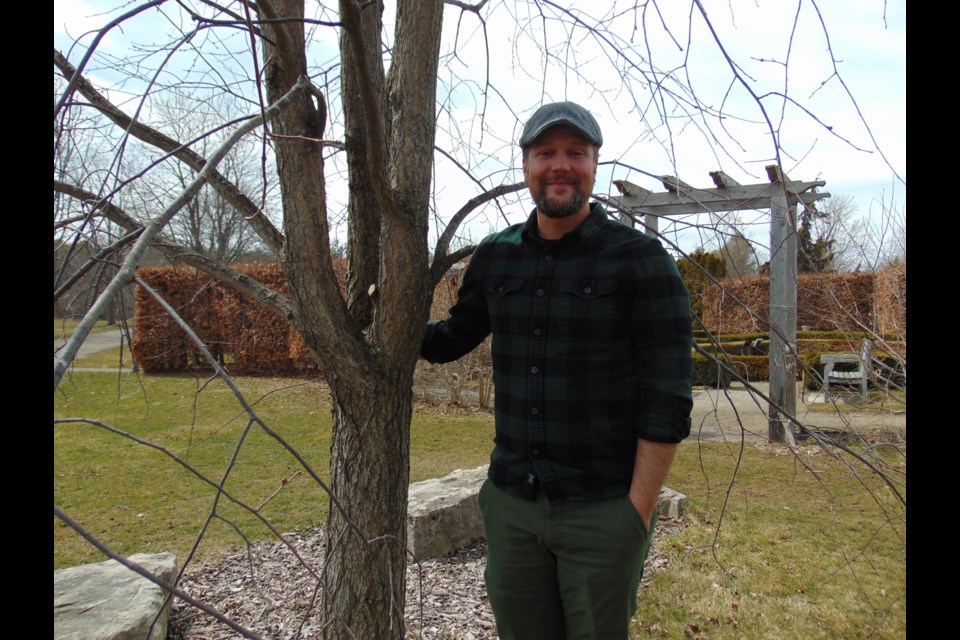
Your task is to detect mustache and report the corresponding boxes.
[540,175,580,188]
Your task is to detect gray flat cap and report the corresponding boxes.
[520,101,603,149]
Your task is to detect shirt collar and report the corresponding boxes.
[520,202,609,247]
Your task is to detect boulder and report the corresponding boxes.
[54,552,177,640]
[657,485,688,519]
[407,466,488,561]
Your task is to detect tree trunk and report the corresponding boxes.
[255,2,442,637]
[322,367,414,639]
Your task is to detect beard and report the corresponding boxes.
[533,181,588,219]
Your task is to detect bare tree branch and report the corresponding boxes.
[431,181,525,285]
[444,0,488,12]
[339,0,393,215]
[52,226,142,303]
[53,0,168,121]
[53,49,286,255]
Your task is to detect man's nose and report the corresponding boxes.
[550,153,572,171]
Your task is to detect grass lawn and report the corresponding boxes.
[54,318,114,340]
[633,439,906,639]
[803,387,907,415]
[71,346,134,369]
[55,372,905,638]
[54,373,495,569]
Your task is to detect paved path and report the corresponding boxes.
[54,328,132,372]
[691,382,906,443]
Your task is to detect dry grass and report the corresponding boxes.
[632,440,905,639]
[71,346,134,368]
[54,317,113,340]
[54,373,494,570]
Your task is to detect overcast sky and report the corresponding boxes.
[55,0,905,258]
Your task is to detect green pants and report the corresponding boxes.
[479,479,656,640]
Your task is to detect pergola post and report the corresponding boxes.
[767,167,798,444]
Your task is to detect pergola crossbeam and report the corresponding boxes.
[610,180,827,217]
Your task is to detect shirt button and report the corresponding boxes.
[545,255,554,262]
[530,407,539,416]
[536,289,545,296]
[583,286,593,295]
[531,366,540,374]
[532,448,540,455]
[533,328,542,336]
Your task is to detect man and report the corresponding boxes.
[421,101,692,639]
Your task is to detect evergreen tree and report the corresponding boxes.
[677,248,727,319]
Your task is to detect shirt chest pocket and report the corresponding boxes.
[484,276,528,335]
[557,277,625,340]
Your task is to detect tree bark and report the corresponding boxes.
[322,371,413,638]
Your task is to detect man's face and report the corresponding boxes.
[523,125,598,220]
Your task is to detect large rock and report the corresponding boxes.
[406,465,688,561]
[657,485,688,519]
[54,552,177,640]
[407,466,488,561]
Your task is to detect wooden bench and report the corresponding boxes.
[820,339,873,402]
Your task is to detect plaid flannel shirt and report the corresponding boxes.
[422,203,692,503]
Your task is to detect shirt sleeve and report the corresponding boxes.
[420,253,492,364]
[631,239,693,443]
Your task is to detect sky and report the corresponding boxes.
[54,0,905,261]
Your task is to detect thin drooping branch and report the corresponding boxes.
[54,76,308,391]
[137,275,421,638]
[53,0,168,121]
[190,15,343,28]
[688,339,905,508]
[444,0,488,11]
[807,0,905,186]
[689,1,788,178]
[53,49,285,255]
[134,276,367,540]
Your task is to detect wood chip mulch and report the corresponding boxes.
[169,518,685,639]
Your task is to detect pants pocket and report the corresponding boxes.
[622,494,651,540]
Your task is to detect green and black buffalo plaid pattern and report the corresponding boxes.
[422,204,693,503]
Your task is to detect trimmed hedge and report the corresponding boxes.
[700,268,906,335]
[131,267,223,373]
[692,352,732,388]
[132,263,326,375]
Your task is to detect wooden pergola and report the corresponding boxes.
[609,165,830,444]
